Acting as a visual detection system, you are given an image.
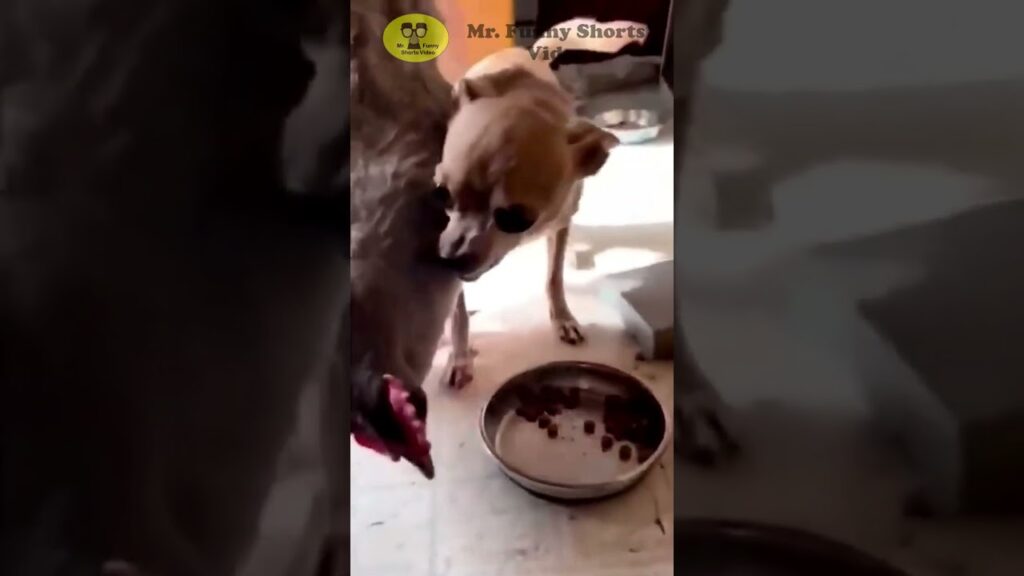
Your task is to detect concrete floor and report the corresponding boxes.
[350,85,677,576]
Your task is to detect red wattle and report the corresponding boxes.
[385,376,431,458]
[353,431,389,455]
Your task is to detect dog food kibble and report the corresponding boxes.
[537,415,552,429]
[596,392,666,461]
[601,435,614,452]
[564,387,582,409]
[604,414,627,439]
[515,406,539,422]
[583,420,596,434]
[619,444,633,461]
[539,385,564,406]
[547,423,559,438]
[515,387,536,403]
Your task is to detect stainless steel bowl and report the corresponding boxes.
[591,108,663,144]
[480,361,670,501]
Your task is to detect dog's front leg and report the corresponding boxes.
[443,290,475,389]
[547,226,585,345]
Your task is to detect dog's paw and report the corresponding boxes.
[675,389,740,467]
[552,317,585,345]
[444,353,474,390]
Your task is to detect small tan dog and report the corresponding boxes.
[434,18,649,387]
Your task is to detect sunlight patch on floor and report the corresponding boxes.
[464,131,675,313]
[592,247,668,277]
[575,134,675,228]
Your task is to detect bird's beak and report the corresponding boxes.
[405,451,435,479]
[354,429,435,480]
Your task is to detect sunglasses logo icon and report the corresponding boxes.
[400,22,429,49]
[383,14,448,63]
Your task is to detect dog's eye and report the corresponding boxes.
[432,186,453,209]
[493,204,536,234]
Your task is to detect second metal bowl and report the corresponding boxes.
[591,108,663,144]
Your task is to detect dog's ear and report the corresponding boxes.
[452,67,541,106]
[452,77,489,106]
[567,120,619,178]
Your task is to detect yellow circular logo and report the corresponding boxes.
[382,13,449,63]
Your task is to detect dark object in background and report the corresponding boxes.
[522,0,672,100]
[555,57,662,100]
[676,520,910,576]
[547,423,559,438]
[660,0,673,91]
[534,0,671,67]
[584,420,596,434]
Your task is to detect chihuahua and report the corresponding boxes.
[434,19,649,387]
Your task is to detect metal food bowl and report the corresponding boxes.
[677,519,911,575]
[591,108,663,144]
[480,361,670,501]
